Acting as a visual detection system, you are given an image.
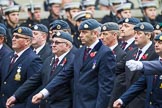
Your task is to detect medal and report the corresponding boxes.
[14,67,21,81]
[159,83,162,88]
[92,60,96,69]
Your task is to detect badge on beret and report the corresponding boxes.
[156,25,160,29]
[140,24,144,29]
[84,24,89,29]
[102,26,107,30]
[77,37,80,40]
[160,36,162,40]
[56,32,61,36]
[18,28,22,33]
[57,25,61,30]
[29,24,32,27]
[85,13,91,19]
[125,18,129,22]
[34,25,38,30]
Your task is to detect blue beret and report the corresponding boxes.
[31,24,48,33]
[154,33,162,41]
[134,22,154,32]
[0,26,6,36]
[122,18,140,25]
[101,22,119,31]
[53,31,73,43]
[13,27,33,37]
[50,20,70,30]
[78,19,101,30]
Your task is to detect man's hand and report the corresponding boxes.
[32,92,44,104]
[126,60,143,71]
[113,99,123,108]
[6,96,16,108]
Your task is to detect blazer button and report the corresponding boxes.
[2,94,4,96]
[4,82,7,84]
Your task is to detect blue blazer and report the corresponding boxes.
[0,48,42,108]
[0,44,12,63]
[45,40,116,108]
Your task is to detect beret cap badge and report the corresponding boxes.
[34,25,38,30]
[140,24,144,29]
[84,24,88,29]
[102,26,107,30]
[156,25,160,29]
[18,28,22,33]
[125,18,129,22]
[160,36,162,40]
[57,25,61,29]
[85,13,91,18]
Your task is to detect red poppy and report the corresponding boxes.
[142,54,148,60]
[61,58,67,66]
[90,52,97,58]
[128,47,133,50]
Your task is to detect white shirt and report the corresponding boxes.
[0,44,3,50]
[136,41,152,61]
[88,39,99,53]
[33,43,46,54]
[110,43,118,51]
[55,50,70,65]
[124,37,135,50]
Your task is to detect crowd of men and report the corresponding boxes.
[0,0,162,108]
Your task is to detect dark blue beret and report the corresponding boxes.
[101,22,119,31]
[0,26,6,36]
[13,27,33,37]
[154,33,162,41]
[121,17,140,25]
[134,22,154,32]
[53,31,73,43]
[50,20,70,30]
[78,19,101,30]
[31,24,48,33]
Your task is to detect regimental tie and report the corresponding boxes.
[9,54,18,70]
[135,50,142,61]
[121,41,128,50]
[83,48,91,61]
[50,58,59,75]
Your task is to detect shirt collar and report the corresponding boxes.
[125,37,135,49]
[55,50,70,65]
[88,39,99,51]
[110,43,118,51]
[33,43,46,54]
[138,41,152,54]
[0,44,3,50]
[15,47,30,57]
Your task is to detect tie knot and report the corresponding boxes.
[55,58,59,63]
[138,50,142,54]
[13,54,18,58]
[86,48,91,53]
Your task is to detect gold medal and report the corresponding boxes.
[14,67,21,81]
[159,83,162,88]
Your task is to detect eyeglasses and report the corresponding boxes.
[51,41,66,45]
[13,35,29,39]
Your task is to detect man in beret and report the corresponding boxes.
[0,26,42,108]
[100,22,127,108]
[4,5,20,48]
[31,19,116,108]
[120,22,158,108]
[31,24,52,62]
[113,33,162,108]
[120,17,140,52]
[49,20,78,54]
[153,23,162,38]
[6,31,75,108]
[0,26,12,62]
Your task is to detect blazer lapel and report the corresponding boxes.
[82,40,102,69]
